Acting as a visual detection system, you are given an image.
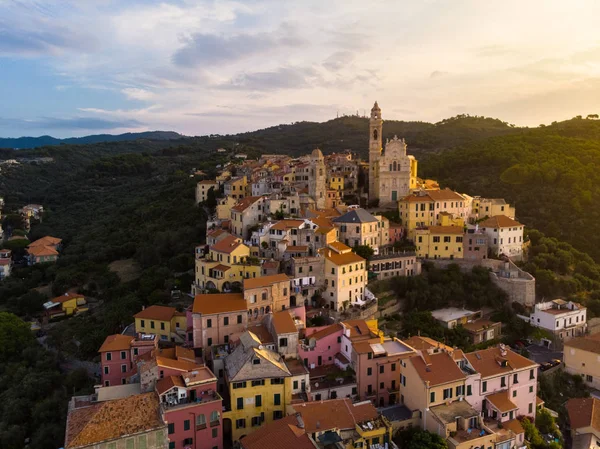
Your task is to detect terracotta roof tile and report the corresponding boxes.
[486,391,518,413]
[325,251,365,266]
[231,196,263,212]
[212,264,231,272]
[408,351,466,387]
[65,392,164,449]
[28,236,62,247]
[307,324,343,341]
[134,305,177,322]
[503,419,524,436]
[567,398,600,431]
[480,215,523,228]
[98,334,133,352]
[404,336,453,353]
[156,375,185,395]
[27,245,59,256]
[211,235,244,254]
[565,336,600,355]
[424,226,464,235]
[240,414,314,449]
[292,398,378,433]
[51,292,84,304]
[426,188,465,202]
[272,311,297,335]
[465,346,537,378]
[341,320,373,340]
[243,273,289,290]
[271,219,305,230]
[462,319,500,333]
[193,293,247,315]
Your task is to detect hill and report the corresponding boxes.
[0,131,183,149]
[421,117,600,261]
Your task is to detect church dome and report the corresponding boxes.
[311,148,324,159]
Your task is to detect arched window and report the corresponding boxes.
[262,291,267,300]
[393,161,397,171]
[260,306,265,315]
[265,306,271,314]
[210,411,220,425]
[373,129,378,140]
[196,414,206,429]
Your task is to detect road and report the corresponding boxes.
[525,344,563,375]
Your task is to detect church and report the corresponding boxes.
[368,102,418,207]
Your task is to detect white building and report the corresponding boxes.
[479,215,524,261]
[524,299,587,347]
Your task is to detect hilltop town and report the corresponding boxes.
[2,103,597,449]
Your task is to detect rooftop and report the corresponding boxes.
[211,235,244,254]
[65,392,164,449]
[240,414,315,449]
[486,391,518,413]
[567,397,600,431]
[479,215,523,228]
[243,273,290,290]
[431,307,478,323]
[403,336,453,353]
[193,293,247,315]
[430,400,479,424]
[409,351,466,386]
[272,310,297,335]
[134,305,177,322]
[465,345,537,378]
[292,398,378,433]
[332,208,378,224]
[98,334,133,352]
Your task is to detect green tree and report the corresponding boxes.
[0,312,34,361]
[353,244,374,261]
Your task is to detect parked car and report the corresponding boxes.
[540,362,553,371]
[549,359,561,367]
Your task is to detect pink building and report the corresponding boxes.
[99,333,157,387]
[191,293,248,355]
[352,337,415,407]
[463,345,539,421]
[389,224,403,244]
[299,324,343,369]
[139,346,205,393]
[158,367,223,449]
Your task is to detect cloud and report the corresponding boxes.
[172,27,305,67]
[218,66,320,91]
[0,19,96,55]
[323,51,355,72]
[430,70,448,78]
[121,87,155,101]
[0,116,144,131]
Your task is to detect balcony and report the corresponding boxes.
[160,390,222,412]
[387,385,400,394]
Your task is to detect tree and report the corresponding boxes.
[205,186,217,211]
[353,244,374,261]
[0,312,34,361]
[396,427,448,449]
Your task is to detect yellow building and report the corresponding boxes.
[217,196,237,220]
[415,226,464,259]
[224,176,249,200]
[322,242,367,312]
[46,292,87,317]
[328,175,344,191]
[223,331,292,442]
[196,179,217,204]
[564,335,600,390]
[216,170,232,186]
[438,212,465,228]
[195,234,261,292]
[134,305,187,342]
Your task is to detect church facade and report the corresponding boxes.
[368,102,418,207]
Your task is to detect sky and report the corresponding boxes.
[1,0,599,138]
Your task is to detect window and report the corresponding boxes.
[443,388,453,400]
[121,364,127,373]
[140,320,145,328]
[133,348,138,356]
[274,393,281,405]
[587,375,594,382]
[337,336,341,343]
[104,366,109,375]
[212,428,218,438]
[255,394,263,407]
[251,416,261,427]
[283,288,288,296]
[236,419,246,429]
[482,381,487,393]
[443,236,451,243]
[120,351,127,360]
[529,385,534,393]
[126,439,134,449]
[208,337,212,346]
[528,403,533,414]
[368,352,373,360]
[530,369,535,380]
[430,392,435,403]
[138,435,146,449]
[367,367,372,376]
[151,321,155,329]
[196,414,206,429]
[251,380,264,386]
[237,398,244,410]
[467,385,472,396]
[456,385,463,396]
[391,363,396,371]
[184,419,190,431]
[106,352,112,361]
[513,373,518,383]
[224,317,229,326]
[233,382,247,389]
[279,338,288,347]
[433,236,440,243]
[160,322,165,330]
[293,380,299,389]
[379,365,384,374]
[271,378,284,385]
[273,410,283,420]
[237,314,243,324]
[168,423,175,434]
[169,443,175,449]
[315,393,322,400]
[207,319,212,328]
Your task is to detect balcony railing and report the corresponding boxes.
[160,391,222,412]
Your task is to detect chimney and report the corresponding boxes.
[295,412,304,429]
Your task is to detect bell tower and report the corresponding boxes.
[369,101,383,203]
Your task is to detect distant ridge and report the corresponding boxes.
[0,131,184,149]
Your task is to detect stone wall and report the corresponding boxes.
[424,258,535,307]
